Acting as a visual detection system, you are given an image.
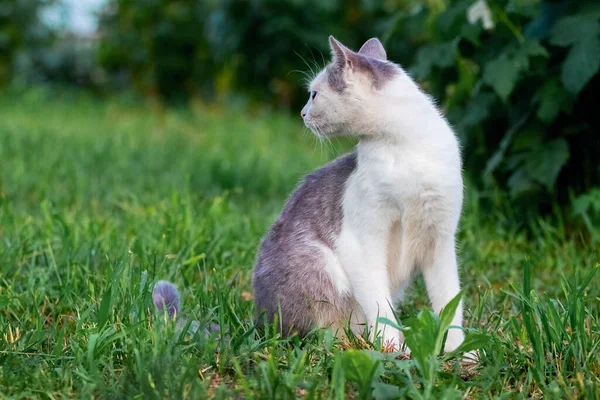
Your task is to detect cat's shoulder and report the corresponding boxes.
[281,151,357,211]
[304,151,357,184]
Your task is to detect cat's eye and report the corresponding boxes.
[311,91,318,100]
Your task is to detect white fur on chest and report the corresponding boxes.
[300,36,467,352]
[350,136,462,226]
[327,131,463,297]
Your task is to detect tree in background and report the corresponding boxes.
[97,0,406,104]
[0,0,57,85]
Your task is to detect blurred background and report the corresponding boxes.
[1,0,599,233]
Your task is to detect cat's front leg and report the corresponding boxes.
[421,236,465,352]
[337,226,403,352]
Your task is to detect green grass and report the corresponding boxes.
[0,88,598,399]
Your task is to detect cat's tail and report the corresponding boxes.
[152,280,209,335]
[152,280,181,318]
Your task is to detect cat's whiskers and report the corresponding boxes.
[289,69,314,88]
[305,44,325,77]
[312,125,327,156]
[294,51,321,87]
[320,124,339,155]
[302,125,321,156]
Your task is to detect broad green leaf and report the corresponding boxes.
[519,39,549,57]
[550,15,600,47]
[342,349,380,386]
[571,189,600,239]
[372,382,401,400]
[330,353,346,400]
[411,42,456,78]
[447,57,479,108]
[507,0,541,18]
[483,56,520,101]
[524,138,570,189]
[512,39,549,70]
[451,332,490,354]
[535,79,569,123]
[454,92,495,136]
[460,22,482,45]
[561,35,600,94]
[484,112,529,180]
[403,310,440,377]
[507,168,535,196]
[572,189,600,216]
[438,292,463,355]
[376,316,402,331]
[510,127,542,152]
[439,291,463,334]
[439,1,472,36]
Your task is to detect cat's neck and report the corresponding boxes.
[355,82,459,163]
[359,102,454,149]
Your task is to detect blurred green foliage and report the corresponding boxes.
[0,0,56,85]
[97,0,406,105]
[96,0,600,217]
[2,0,600,217]
[404,0,600,213]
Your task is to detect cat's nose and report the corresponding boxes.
[301,111,306,118]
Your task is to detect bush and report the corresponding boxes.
[97,0,404,104]
[0,0,57,85]
[96,0,600,213]
[398,0,600,212]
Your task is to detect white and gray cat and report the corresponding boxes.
[155,36,466,354]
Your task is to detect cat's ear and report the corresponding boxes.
[329,36,357,70]
[327,35,397,91]
[358,38,387,61]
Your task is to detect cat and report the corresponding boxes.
[252,36,465,353]
[154,36,466,354]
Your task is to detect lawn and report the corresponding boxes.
[0,89,598,399]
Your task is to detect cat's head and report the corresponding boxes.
[301,36,403,137]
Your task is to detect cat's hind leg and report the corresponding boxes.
[253,245,362,338]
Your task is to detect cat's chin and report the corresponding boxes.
[305,122,344,138]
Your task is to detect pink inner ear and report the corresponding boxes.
[358,38,387,61]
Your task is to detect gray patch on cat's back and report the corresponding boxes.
[253,152,358,335]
